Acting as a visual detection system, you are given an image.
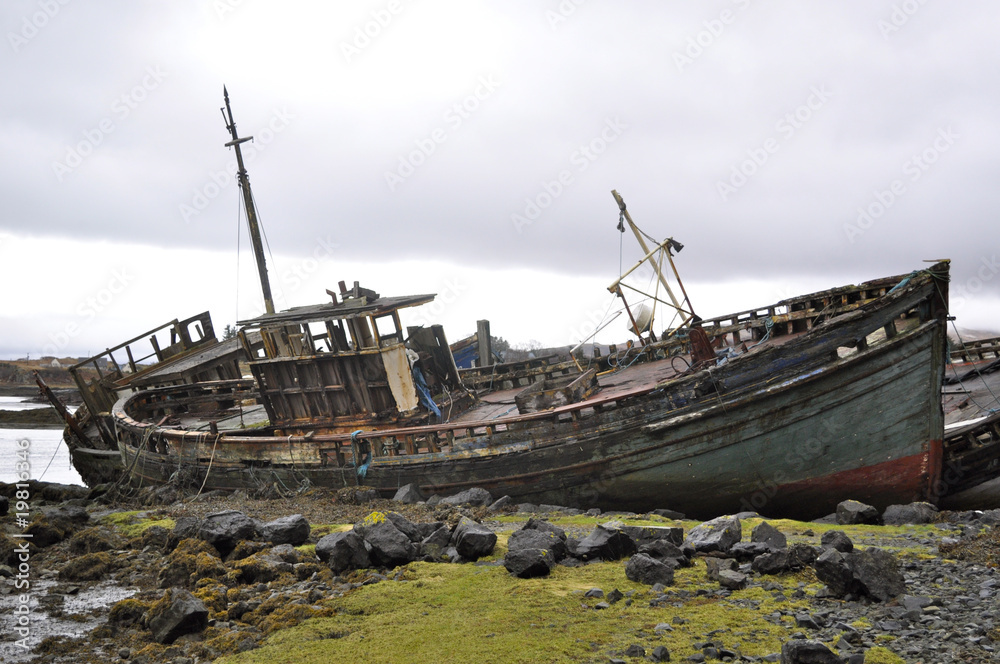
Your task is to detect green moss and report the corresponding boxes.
[309,524,352,538]
[100,510,176,538]
[865,645,905,663]
[215,557,810,664]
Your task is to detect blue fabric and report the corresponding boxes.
[412,366,442,418]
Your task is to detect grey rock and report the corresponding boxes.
[835,500,880,525]
[638,539,690,566]
[315,531,371,573]
[650,508,685,520]
[363,521,417,568]
[521,517,567,541]
[261,514,310,546]
[620,525,684,547]
[650,645,671,662]
[704,557,738,582]
[508,528,567,560]
[198,511,258,556]
[820,530,853,553]
[451,517,496,560]
[716,569,749,590]
[385,512,423,542]
[882,502,938,525]
[440,487,493,507]
[503,548,555,578]
[487,495,512,512]
[780,639,842,663]
[418,525,453,562]
[814,548,855,597]
[751,521,788,549]
[148,588,208,644]
[730,541,773,562]
[849,547,904,602]
[624,644,645,658]
[574,523,637,561]
[683,516,742,554]
[624,553,675,586]
[787,543,819,568]
[392,483,424,504]
[752,549,791,575]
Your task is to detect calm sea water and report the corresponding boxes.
[0,397,84,486]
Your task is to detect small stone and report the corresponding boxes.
[392,483,424,504]
[683,516,742,554]
[440,487,493,507]
[584,588,605,598]
[594,601,610,610]
[624,644,645,658]
[751,521,788,549]
[820,530,853,553]
[780,639,842,663]
[835,500,880,525]
[716,569,748,590]
[650,645,671,661]
[625,553,675,586]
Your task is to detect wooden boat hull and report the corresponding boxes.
[112,317,946,520]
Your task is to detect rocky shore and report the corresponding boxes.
[0,482,997,664]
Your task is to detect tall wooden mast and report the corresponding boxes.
[222,86,275,315]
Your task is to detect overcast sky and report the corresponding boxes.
[2,1,999,360]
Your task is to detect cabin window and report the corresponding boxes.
[373,313,402,347]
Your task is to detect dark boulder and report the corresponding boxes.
[147,588,209,644]
[820,530,853,553]
[503,548,556,578]
[261,514,310,546]
[848,547,905,602]
[621,524,684,547]
[574,523,637,561]
[716,569,749,590]
[451,517,496,560]
[814,548,855,597]
[752,549,790,575]
[780,639,843,663]
[392,483,424,504]
[385,512,423,542]
[487,495,512,512]
[788,543,819,568]
[508,528,567,560]
[729,541,773,562]
[440,487,493,507]
[521,517,567,541]
[624,553,675,586]
[683,516,741,554]
[835,500,880,525]
[638,539,690,567]
[418,525,454,562]
[750,521,787,549]
[704,557,738,582]
[882,502,938,526]
[198,511,258,556]
[315,531,371,573]
[363,521,417,568]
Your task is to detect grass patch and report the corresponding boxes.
[99,510,175,538]
[216,558,818,664]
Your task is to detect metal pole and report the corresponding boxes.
[222,87,275,315]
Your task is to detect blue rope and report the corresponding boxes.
[351,429,371,479]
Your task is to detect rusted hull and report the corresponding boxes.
[113,317,946,520]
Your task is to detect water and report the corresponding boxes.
[0,397,47,411]
[0,398,84,486]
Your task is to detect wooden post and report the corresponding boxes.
[476,320,492,367]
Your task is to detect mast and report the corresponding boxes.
[222,86,275,315]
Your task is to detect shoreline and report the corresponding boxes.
[0,482,996,663]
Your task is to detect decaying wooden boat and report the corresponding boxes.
[40,90,1000,518]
